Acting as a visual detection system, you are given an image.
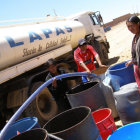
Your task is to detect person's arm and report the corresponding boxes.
[88,45,107,67]
[52,78,57,88]
[125,60,133,67]
[46,74,57,95]
[94,54,107,67]
[79,61,91,72]
[136,37,140,68]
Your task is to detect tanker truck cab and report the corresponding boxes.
[68,11,109,64]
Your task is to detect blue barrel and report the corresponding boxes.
[107,122,140,140]
[107,26,111,31]
[2,117,40,140]
[104,27,107,32]
[104,61,135,91]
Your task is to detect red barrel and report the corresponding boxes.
[92,108,117,140]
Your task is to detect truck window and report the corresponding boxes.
[89,14,100,25]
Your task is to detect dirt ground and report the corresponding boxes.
[106,21,133,65]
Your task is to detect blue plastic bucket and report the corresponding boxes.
[2,117,40,140]
[107,122,140,140]
[104,61,135,91]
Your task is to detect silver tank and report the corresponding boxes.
[0,20,85,70]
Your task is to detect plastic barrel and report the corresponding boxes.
[114,82,140,125]
[101,82,118,118]
[43,106,102,140]
[78,77,118,118]
[66,81,107,112]
[92,108,117,140]
[2,117,40,140]
[107,26,111,31]
[107,122,140,140]
[104,27,107,32]
[104,61,135,91]
[10,128,49,140]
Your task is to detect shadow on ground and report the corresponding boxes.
[108,56,120,66]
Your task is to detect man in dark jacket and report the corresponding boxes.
[45,58,71,112]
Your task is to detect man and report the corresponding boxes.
[74,38,107,73]
[45,58,71,112]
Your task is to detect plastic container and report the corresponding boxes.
[104,26,111,32]
[107,26,111,31]
[114,82,140,125]
[43,106,102,140]
[2,117,40,140]
[101,82,118,118]
[92,108,117,140]
[104,61,135,91]
[10,128,49,140]
[79,77,118,118]
[107,122,140,140]
[66,81,107,112]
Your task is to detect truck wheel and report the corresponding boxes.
[100,43,109,64]
[24,82,58,126]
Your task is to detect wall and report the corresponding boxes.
[104,13,140,28]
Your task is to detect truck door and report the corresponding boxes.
[87,12,109,64]
[89,12,106,42]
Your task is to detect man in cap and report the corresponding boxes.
[45,58,71,112]
[74,38,106,73]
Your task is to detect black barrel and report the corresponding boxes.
[114,82,140,125]
[66,81,107,112]
[43,106,102,140]
[10,128,49,140]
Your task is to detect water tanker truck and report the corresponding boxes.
[0,11,110,127]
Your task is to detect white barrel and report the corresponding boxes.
[0,20,85,70]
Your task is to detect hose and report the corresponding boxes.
[0,72,98,140]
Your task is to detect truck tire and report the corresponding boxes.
[100,43,109,64]
[24,82,58,126]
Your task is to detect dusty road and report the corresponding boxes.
[106,21,133,65]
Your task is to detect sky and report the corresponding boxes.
[0,0,140,26]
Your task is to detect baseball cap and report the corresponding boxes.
[45,58,56,67]
[78,38,86,46]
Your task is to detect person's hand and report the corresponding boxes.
[52,78,57,88]
[125,61,133,67]
[83,69,91,73]
[99,64,108,68]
